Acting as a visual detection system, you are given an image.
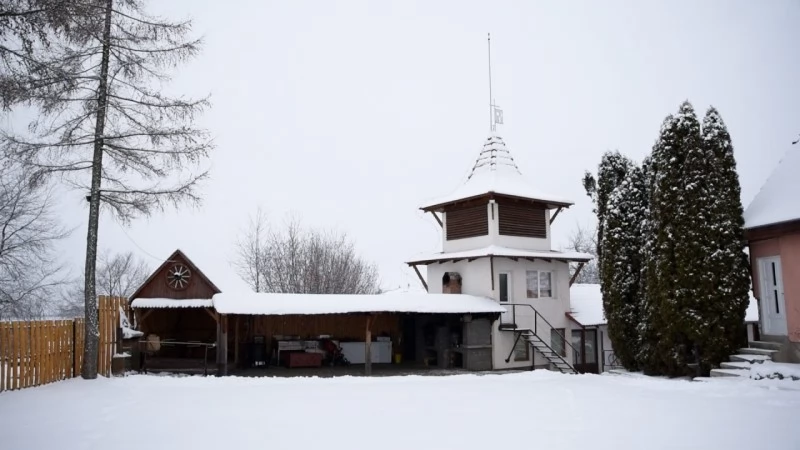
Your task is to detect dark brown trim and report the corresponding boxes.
[430,211,443,228]
[204,307,219,323]
[365,315,374,376]
[549,207,563,224]
[407,253,591,266]
[411,265,428,292]
[421,192,572,213]
[569,262,586,287]
[745,219,800,242]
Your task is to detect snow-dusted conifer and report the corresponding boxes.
[601,163,647,370]
[694,107,751,372]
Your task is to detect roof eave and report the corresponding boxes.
[406,253,592,266]
[420,191,574,212]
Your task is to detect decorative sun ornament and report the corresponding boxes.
[166,264,191,290]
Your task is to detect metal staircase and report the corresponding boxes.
[500,303,578,374]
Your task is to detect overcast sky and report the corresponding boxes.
[22,0,800,293]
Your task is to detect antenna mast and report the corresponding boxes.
[488,33,493,132]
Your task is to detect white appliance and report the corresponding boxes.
[340,341,392,364]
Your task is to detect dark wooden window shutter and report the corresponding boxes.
[445,205,488,240]
[498,203,547,238]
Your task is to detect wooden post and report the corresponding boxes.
[411,265,428,292]
[234,315,239,367]
[217,315,228,376]
[365,315,373,377]
[569,262,586,287]
[549,207,564,224]
[429,211,443,228]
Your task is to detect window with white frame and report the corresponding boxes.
[526,270,554,298]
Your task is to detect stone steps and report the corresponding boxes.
[710,368,749,378]
[737,347,777,357]
[730,353,771,363]
[748,341,782,351]
[720,361,754,370]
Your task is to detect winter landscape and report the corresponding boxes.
[2,1,800,450]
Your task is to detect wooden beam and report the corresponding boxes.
[365,315,373,377]
[217,315,228,376]
[549,207,564,225]
[203,307,219,323]
[430,211,443,228]
[136,309,154,326]
[569,262,586,287]
[411,265,428,292]
[490,256,495,291]
[234,315,239,367]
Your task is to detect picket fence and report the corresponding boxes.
[0,296,130,392]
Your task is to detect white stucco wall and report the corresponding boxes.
[426,256,573,371]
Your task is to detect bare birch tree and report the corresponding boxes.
[565,223,600,284]
[58,249,149,317]
[234,212,381,295]
[0,0,212,378]
[0,159,69,320]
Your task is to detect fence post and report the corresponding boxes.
[72,319,77,378]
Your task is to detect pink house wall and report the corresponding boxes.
[749,231,800,343]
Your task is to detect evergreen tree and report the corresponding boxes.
[641,102,707,376]
[583,151,634,267]
[694,107,751,373]
[601,163,647,370]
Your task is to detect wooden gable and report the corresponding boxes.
[129,249,221,300]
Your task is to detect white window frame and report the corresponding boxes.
[526,270,554,299]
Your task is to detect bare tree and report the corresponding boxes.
[564,223,599,284]
[0,159,69,320]
[58,249,150,318]
[234,212,381,295]
[1,1,212,378]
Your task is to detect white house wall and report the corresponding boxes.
[427,256,573,371]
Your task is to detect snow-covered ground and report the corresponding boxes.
[1,371,799,450]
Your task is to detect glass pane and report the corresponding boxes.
[514,338,528,361]
[550,328,566,357]
[571,330,582,363]
[499,273,509,302]
[584,329,597,364]
[526,271,538,298]
[539,272,552,297]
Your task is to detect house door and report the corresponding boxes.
[759,257,787,336]
[498,272,514,325]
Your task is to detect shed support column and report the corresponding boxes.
[365,315,373,377]
[217,315,228,376]
[234,315,239,367]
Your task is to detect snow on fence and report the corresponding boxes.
[0,296,129,392]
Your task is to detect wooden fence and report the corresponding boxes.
[0,296,130,392]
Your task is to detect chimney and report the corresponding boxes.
[441,272,462,294]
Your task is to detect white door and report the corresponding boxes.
[759,257,787,336]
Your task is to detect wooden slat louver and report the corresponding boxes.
[446,205,488,240]
[498,203,547,238]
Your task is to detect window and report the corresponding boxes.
[571,329,597,364]
[526,271,554,298]
[499,273,510,302]
[550,328,566,357]
[514,336,529,361]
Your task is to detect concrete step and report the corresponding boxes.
[720,361,753,370]
[748,341,783,351]
[737,347,777,357]
[730,354,771,363]
[710,368,749,378]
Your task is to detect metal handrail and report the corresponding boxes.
[502,302,583,361]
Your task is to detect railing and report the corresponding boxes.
[603,349,622,370]
[501,302,582,363]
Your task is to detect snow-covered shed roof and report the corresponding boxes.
[568,284,606,326]
[406,245,593,265]
[567,283,760,326]
[420,135,574,212]
[211,292,505,316]
[744,147,800,229]
[130,298,213,309]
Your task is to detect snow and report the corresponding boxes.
[745,293,759,322]
[407,244,593,265]
[121,326,143,339]
[212,292,506,315]
[1,372,799,450]
[744,147,800,229]
[420,135,574,210]
[569,284,606,326]
[130,298,213,309]
[751,361,800,381]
